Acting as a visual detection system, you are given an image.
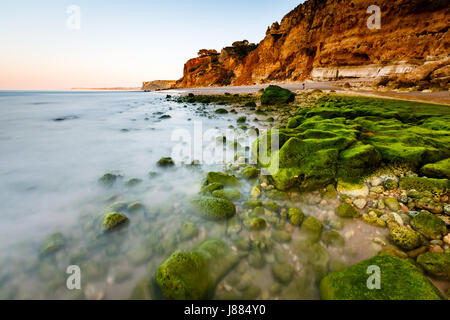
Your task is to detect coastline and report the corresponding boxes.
[163,81,450,106]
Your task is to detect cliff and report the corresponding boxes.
[142,80,177,91]
[176,0,450,89]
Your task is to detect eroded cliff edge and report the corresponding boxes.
[175,0,449,89]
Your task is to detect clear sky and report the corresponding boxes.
[0,0,302,90]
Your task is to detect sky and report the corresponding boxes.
[0,0,302,90]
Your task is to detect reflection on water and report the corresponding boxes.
[0,91,387,300]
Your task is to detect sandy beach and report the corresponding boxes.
[166,81,450,106]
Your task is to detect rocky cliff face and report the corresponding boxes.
[142,80,177,91]
[176,0,450,89]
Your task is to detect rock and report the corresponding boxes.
[411,211,447,240]
[212,189,242,201]
[200,182,224,195]
[261,85,295,105]
[399,177,449,195]
[157,157,175,168]
[416,252,450,280]
[370,186,384,194]
[370,177,383,187]
[125,178,143,187]
[180,222,198,241]
[241,285,261,300]
[384,198,401,212]
[288,208,304,226]
[409,246,430,259]
[215,108,228,114]
[155,240,239,300]
[301,217,323,242]
[272,230,292,243]
[420,158,450,179]
[322,184,338,199]
[98,173,120,188]
[272,263,294,285]
[248,250,266,269]
[248,218,266,231]
[103,213,129,232]
[335,203,360,218]
[250,185,261,198]
[353,198,367,209]
[429,245,444,253]
[380,246,408,259]
[398,194,408,204]
[337,180,370,198]
[206,172,241,187]
[188,196,236,220]
[389,224,422,251]
[242,167,259,179]
[322,230,345,247]
[384,179,399,191]
[377,199,386,210]
[40,233,64,256]
[416,198,444,215]
[362,212,387,228]
[444,234,450,246]
[244,200,263,209]
[127,202,144,213]
[444,205,450,216]
[263,201,279,212]
[320,254,444,300]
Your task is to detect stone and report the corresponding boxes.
[411,211,447,240]
[370,177,383,187]
[320,254,444,300]
[288,208,304,226]
[385,198,401,212]
[301,217,323,242]
[40,233,64,256]
[180,222,198,241]
[416,252,450,280]
[335,203,360,218]
[157,157,175,167]
[389,224,423,251]
[103,213,129,232]
[155,240,239,300]
[272,263,294,284]
[187,196,236,220]
[353,198,367,209]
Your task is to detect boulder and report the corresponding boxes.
[320,254,444,300]
[261,85,295,105]
[188,196,236,220]
[411,211,447,240]
[417,252,450,280]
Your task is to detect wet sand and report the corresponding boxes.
[165,81,450,106]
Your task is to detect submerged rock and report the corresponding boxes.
[157,157,175,168]
[212,189,242,201]
[103,213,129,232]
[272,263,294,285]
[40,233,64,256]
[335,203,360,218]
[180,222,198,241]
[242,167,259,179]
[98,173,119,188]
[155,239,239,300]
[320,254,444,300]
[206,172,241,187]
[301,217,323,242]
[288,208,304,226]
[188,196,236,220]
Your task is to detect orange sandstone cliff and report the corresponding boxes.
[176,0,450,89]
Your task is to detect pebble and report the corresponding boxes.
[444,204,450,216]
[370,186,384,194]
[444,234,450,246]
[353,198,367,209]
[430,240,443,246]
[429,245,444,253]
[320,200,328,206]
[370,177,382,187]
[377,200,386,210]
[392,212,404,226]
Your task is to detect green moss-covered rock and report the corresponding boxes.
[336,203,360,218]
[155,239,239,300]
[272,230,292,243]
[384,198,401,212]
[261,85,295,105]
[399,177,449,195]
[420,158,450,179]
[125,178,143,187]
[212,189,242,201]
[215,108,228,114]
[206,172,241,187]
[320,254,444,300]
[288,208,304,225]
[416,252,450,280]
[188,196,236,220]
[384,179,399,191]
[180,222,198,241]
[264,201,279,212]
[301,217,323,242]
[322,230,345,247]
[389,224,422,250]
[103,213,129,232]
[272,263,294,285]
[39,233,64,256]
[362,212,387,228]
[127,202,144,213]
[411,211,447,240]
[244,200,263,209]
[242,167,259,179]
[157,157,175,168]
[248,218,267,231]
[99,173,119,188]
[200,182,224,195]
